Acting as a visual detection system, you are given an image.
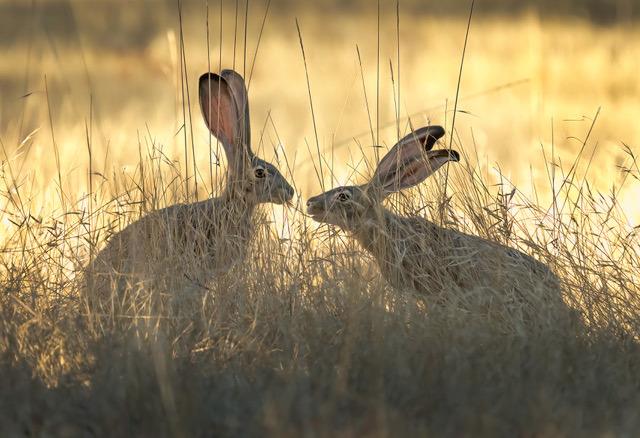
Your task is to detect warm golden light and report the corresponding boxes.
[1,2,639,435]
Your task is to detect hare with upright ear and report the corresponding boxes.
[86,69,294,302]
[307,126,566,328]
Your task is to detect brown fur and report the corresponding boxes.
[83,69,293,312]
[307,126,569,330]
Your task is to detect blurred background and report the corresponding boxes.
[1,0,639,222]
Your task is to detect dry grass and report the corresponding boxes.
[2,120,639,435]
[1,2,640,436]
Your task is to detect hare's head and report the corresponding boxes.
[199,70,294,205]
[306,126,459,229]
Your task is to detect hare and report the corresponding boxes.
[306,126,566,329]
[85,69,294,303]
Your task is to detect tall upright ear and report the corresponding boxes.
[221,69,251,152]
[199,72,239,161]
[373,126,447,192]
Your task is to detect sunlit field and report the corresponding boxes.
[1,1,640,436]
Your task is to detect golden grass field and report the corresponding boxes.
[1,1,640,436]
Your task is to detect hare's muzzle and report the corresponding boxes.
[306,196,326,219]
[275,182,294,205]
[284,184,295,202]
[269,178,294,205]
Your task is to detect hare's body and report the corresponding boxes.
[87,195,256,293]
[84,69,293,303]
[308,126,567,327]
[351,209,561,310]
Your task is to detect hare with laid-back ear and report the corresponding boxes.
[86,69,294,297]
[307,126,565,326]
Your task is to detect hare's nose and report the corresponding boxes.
[286,185,295,200]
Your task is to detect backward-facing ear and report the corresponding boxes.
[379,149,460,195]
[373,126,449,193]
[374,126,445,180]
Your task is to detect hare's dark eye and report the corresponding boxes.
[337,191,350,202]
[254,167,266,178]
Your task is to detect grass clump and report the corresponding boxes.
[1,125,639,436]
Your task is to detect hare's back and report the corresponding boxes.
[89,205,181,273]
[395,216,559,289]
[445,228,557,282]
